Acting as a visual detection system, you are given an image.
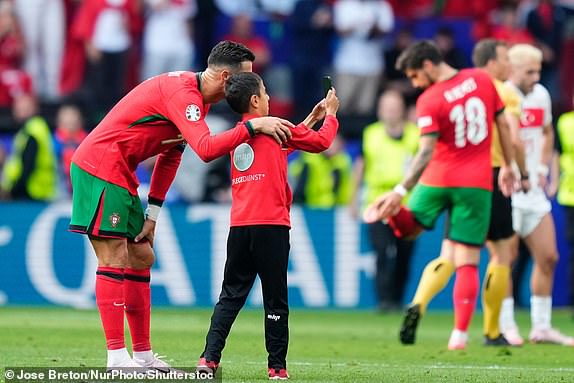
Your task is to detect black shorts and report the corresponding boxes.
[487,167,514,241]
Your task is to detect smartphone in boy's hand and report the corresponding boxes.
[322,76,332,97]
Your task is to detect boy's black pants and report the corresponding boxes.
[202,225,290,369]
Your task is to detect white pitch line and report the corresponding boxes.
[225,360,574,373]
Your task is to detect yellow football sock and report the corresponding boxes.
[482,262,511,339]
[412,258,455,314]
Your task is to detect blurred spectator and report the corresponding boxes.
[259,0,298,17]
[439,0,499,40]
[0,69,32,129]
[333,0,394,116]
[290,134,353,208]
[54,104,86,196]
[556,94,574,309]
[72,0,142,119]
[193,0,218,68]
[434,26,469,69]
[384,27,417,103]
[0,94,57,200]
[288,0,334,122]
[141,0,197,80]
[215,0,258,17]
[0,0,30,129]
[13,0,65,101]
[490,3,535,46]
[386,0,435,19]
[0,0,23,70]
[59,0,87,98]
[350,90,418,310]
[223,14,271,74]
[525,0,567,104]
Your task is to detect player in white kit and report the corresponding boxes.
[499,44,574,346]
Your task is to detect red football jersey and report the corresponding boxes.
[416,68,504,190]
[72,71,251,202]
[230,114,339,227]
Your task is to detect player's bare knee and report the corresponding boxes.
[538,250,558,273]
[90,238,128,267]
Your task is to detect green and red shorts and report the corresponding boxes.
[68,162,144,240]
[407,184,492,247]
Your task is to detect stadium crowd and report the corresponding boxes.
[1,0,574,320]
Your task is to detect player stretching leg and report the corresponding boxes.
[398,39,530,347]
[364,41,516,350]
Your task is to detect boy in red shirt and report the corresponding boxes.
[197,72,339,380]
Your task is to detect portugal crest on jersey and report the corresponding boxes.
[185,104,201,121]
[109,213,121,228]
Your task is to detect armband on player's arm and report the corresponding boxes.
[145,198,163,222]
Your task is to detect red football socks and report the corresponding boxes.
[453,265,479,331]
[387,206,418,238]
[124,268,152,352]
[95,266,125,350]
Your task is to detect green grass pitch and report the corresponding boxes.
[1,307,573,382]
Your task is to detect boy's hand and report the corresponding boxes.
[325,88,339,116]
[309,99,326,121]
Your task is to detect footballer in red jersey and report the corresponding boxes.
[68,41,294,371]
[363,41,516,350]
[197,72,339,379]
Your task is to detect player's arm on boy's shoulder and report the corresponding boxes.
[165,87,252,162]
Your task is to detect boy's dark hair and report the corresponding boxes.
[208,40,255,71]
[395,40,443,72]
[225,72,263,114]
[472,39,507,68]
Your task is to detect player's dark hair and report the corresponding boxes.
[472,39,507,68]
[395,40,443,72]
[225,72,263,114]
[207,40,255,71]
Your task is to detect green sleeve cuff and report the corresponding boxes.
[245,120,256,137]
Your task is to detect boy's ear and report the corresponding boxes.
[250,94,259,108]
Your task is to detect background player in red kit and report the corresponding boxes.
[363,41,516,349]
[68,41,293,370]
[197,72,339,380]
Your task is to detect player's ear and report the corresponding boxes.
[422,59,434,72]
[221,69,231,82]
